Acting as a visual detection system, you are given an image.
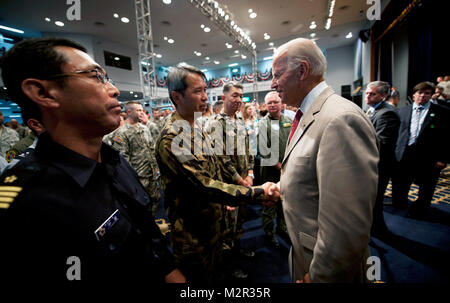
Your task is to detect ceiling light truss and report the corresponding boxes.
[135,0,157,100]
[187,0,258,100]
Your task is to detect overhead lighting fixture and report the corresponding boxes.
[3,37,13,42]
[164,36,167,40]
[264,56,273,61]
[228,63,238,67]
[55,21,65,27]
[0,25,24,34]
[156,54,162,58]
[214,61,220,65]
[113,13,119,18]
[346,32,353,39]
[121,17,130,23]
[205,57,210,60]
[264,33,270,40]
[325,18,332,30]
[269,42,274,46]
[225,43,232,49]
[168,38,174,44]
[234,50,239,54]
[248,9,253,13]
[225,15,229,20]
[194,51,202,56]
[309,21,317,29]
[200,24,205,29]
[114,57,120,61]
[130,91,134,94]
[204,27,211,32]
[241,54,247,59]
[249,12,257,19]
[310,33,316,38]
[163,0,172,4]
[45,17,51,22]
[231,20,235,26]
[232,68,239,73]
[328,0,336,17]
[134,94,138,98]
[201,69,208,72]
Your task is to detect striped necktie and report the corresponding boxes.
[408,106,424,146]
[288,109,303,144]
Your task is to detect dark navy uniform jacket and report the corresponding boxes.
[0,132,174,281]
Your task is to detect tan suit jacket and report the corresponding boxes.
[280,87,379,282]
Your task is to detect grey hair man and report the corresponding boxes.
[271,38,379,282]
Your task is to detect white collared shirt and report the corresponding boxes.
[298,80,328,125]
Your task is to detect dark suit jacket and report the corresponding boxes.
[395,102,449,165]
[370,101,400,172]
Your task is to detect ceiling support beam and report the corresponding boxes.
[135,0,157,101]
[187,0,259,102]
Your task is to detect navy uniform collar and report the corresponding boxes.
[35,132,121,188]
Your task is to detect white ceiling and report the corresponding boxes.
[0,0,371,72]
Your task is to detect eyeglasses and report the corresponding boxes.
[45,69,114,85]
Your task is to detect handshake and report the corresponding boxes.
[261,182,281,207]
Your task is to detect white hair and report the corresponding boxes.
[274,38,327,76]
[264,91,281,103]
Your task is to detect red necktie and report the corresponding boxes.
[288,109,303,144]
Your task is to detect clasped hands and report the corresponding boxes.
[261,182,280,207]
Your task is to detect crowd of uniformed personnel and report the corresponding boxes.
[0,38,286,283]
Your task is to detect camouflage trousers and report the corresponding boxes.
[222,204,247,251]
[261,203,286,236]
[140,177,162,216]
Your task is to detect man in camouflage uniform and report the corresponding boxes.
[151,108,165,131]
[156,63,279,283]
[0,110,20,157]
[9,119,30,139]
[111,101,162,215]
[102,113,125,145]
[258,91,292,247]
[207,82,256,278]
[140,109,160,145]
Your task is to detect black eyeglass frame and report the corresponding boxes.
[45,68,114,85]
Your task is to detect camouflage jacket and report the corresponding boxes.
[5,132,36,162]
[155,111,264,266]
[146,121,160,146]
[0,126,19,158]
[110,122,160,181]
[207,111,254,183]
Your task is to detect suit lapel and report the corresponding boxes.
[282,87,335,166]
[418,102,434,138]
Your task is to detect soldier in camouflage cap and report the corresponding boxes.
[156,62,280,283]
[111,101,162,215]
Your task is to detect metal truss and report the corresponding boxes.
[135,0,157,100]
[187,0,259,101]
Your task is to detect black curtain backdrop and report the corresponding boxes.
[372,0,449,97]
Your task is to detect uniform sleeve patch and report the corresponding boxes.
[5,150,18,163]
[113,136,122,144]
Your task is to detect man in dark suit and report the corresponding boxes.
[392,82,449,219]
[365,81,400,237]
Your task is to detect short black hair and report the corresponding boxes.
[0,37,87,121]
[167,62,206,107]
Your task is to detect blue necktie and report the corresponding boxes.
[408,106,423,146]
